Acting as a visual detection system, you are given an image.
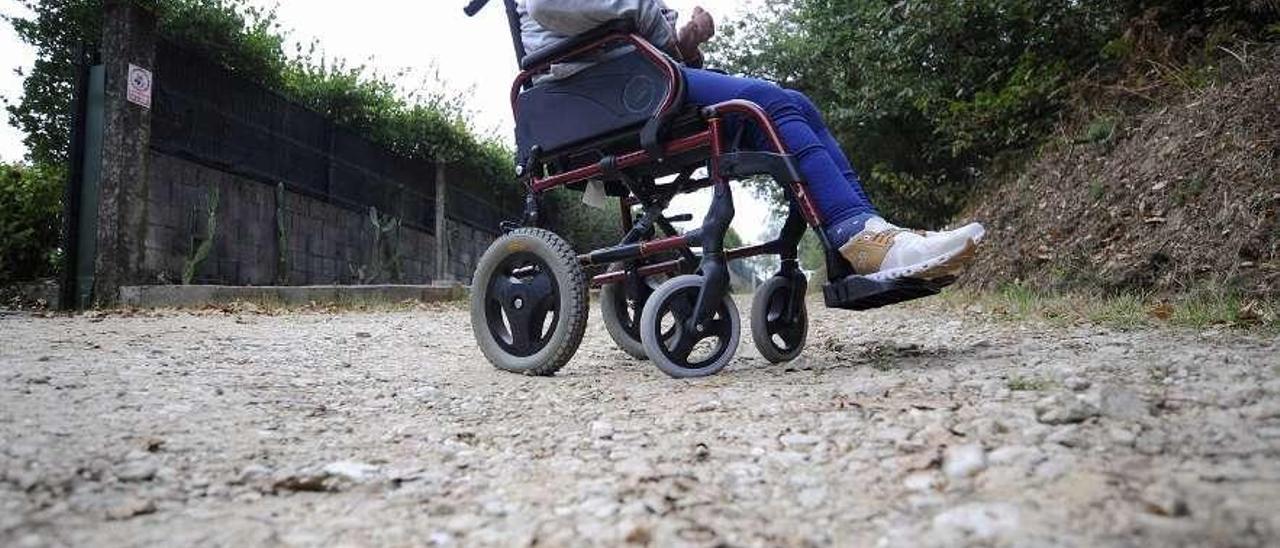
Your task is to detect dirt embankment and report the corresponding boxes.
[962,50,1279,298]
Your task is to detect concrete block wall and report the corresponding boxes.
[145,152,442,286]
[445,219,502,283]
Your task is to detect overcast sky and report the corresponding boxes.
[0,0,778,242]
[1,0,34,163]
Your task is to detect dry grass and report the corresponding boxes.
[937,282,1279,331]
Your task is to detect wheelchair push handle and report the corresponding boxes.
[464,0,529,62]
[463,0,490,17]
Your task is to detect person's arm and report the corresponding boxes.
[526,0,684,60]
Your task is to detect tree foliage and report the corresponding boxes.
[5,0,287,167]
[0,162,63,284]
[6,0,101,168]
[710,0,1277,226]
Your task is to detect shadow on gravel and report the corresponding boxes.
[805,338,981,373]
[622,338,987,380]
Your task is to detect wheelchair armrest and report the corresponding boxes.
[520,19,638,70]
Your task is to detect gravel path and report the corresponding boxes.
[1,300,1278,547]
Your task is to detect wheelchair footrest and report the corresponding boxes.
[823,276,956,311]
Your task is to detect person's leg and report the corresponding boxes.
[681,68,984,281]
[781,89,881,244]
[682,68,874,232]
[783,90,873,205]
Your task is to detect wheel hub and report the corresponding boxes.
[640,275,743,378]
[750,275,810,365]
[484,252,560,358]
[655,286,732,369]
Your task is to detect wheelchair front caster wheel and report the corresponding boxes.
[599,262,669,360]
[470,228,588,376]
[750,275,809,364]
[640,275,741,378]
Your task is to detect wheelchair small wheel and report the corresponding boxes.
[599,262,670,360]
[750,275,809,364]
[470,228,588,376]
[640,275,741,378]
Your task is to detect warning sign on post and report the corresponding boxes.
[127,64,152,109]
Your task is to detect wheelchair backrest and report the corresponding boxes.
[465,1,688,167]
[515,50,673,164]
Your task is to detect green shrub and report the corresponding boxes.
[1081,116,1120,145]
[1089,178,1107,201]
[0,162,63,284]
[541,191,622,254]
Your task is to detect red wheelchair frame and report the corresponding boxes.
[465,0,948,378]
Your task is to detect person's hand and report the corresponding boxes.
[677,6,715,61]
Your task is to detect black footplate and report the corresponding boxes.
[823,276,956,311]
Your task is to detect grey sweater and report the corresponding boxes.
[519,0,682,78]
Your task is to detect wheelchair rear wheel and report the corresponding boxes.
[750,275,809,364]
[470,228,588,376]
[640,275,741,378]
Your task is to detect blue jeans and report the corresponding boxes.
[682,68,877,232]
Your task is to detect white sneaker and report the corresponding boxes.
[839,217,985,281]
[927,222,987,244]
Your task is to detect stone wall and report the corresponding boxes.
[444,219,499,283]
[143,152,501,287]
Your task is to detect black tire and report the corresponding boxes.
[640,275,741,378]
[750,276,809,364]
[470,228,588,376]
[599,262,669,360]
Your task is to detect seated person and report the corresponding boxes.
[520,0,986,282]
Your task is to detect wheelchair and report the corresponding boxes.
[464,0,953,378]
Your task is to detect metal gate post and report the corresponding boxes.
[60,46,92,310]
